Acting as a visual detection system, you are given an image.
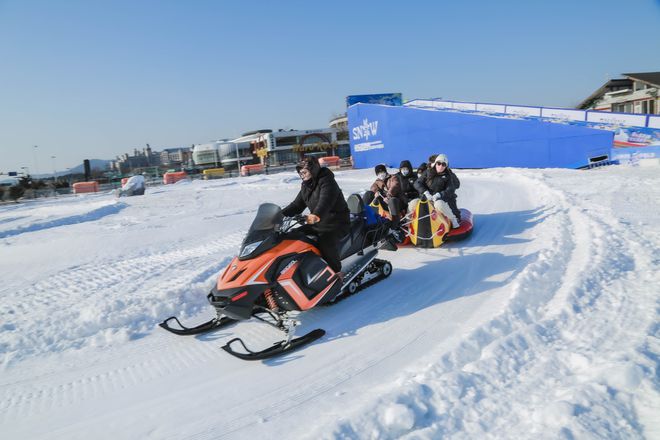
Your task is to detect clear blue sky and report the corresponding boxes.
[1,0,659,174]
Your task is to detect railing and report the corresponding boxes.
[1,161,357,203]
[405,98,659,129]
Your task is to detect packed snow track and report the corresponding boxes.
[1,167,658,439]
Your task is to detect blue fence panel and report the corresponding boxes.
[349,104,614,169]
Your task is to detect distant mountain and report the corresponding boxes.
[19,159,113,179]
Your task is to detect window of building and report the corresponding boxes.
[635,82,650,91]
[275,136,297,147]
[337,145,351,158]
[642,100,656,114]
[275,150,300,165]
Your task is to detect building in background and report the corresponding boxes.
[112,115,352,175]
[578,72,659,114]
[253,127,350,166]
[112,145,159,174]
[193,126,350,169]
[160,147,191,169]
[192,139,253,170]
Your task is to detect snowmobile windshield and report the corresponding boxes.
[248,203,284,232]
[239,203,283,260]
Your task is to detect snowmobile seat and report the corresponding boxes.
[347,193,380,226]
[338,194,385,259]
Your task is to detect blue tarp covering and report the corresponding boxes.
[348,104,614,169]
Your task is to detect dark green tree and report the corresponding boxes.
[9,185,24,201]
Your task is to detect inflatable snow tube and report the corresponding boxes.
[408,198,451,248]
[444,208,474,242]
[407,201,473,248]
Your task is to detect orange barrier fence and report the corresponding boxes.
[163,171,188,184]
[318,156,341,167]
[240,164,264,176]
[72,181,100,194]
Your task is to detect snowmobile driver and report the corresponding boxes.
[282,156,350,274]
[363,164,406,243]
[413,153,462,228]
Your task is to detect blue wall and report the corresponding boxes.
[348,104,614,169]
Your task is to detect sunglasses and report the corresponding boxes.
[299,169,311,176]
[435,162,447,167]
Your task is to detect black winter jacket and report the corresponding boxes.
[395,160,419,202]
[414,167,460,199]
[282,167,350,233]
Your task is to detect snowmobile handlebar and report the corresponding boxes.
[277,214,308,233]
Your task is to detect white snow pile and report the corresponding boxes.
[0,165,658,440]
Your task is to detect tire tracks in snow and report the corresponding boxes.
[0,231,245,366]
[0,231,249,430]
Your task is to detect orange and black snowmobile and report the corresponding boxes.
[159,194,397,360]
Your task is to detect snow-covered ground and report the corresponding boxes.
[1,165,658,439]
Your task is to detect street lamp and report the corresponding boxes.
[51,156,56,180]
[33,145,39,176]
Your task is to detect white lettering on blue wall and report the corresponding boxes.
[352,119,379,141]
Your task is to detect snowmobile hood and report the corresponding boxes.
[219,239,321,290]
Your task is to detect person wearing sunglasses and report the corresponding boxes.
[282,156,350,273]
[413,153,462,228]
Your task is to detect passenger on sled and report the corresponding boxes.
[395,160,419,203]
[412,154,462,229]
[363,164,406,243]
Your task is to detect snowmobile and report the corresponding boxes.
[159,194,397,360]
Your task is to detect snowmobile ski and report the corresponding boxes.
[158,315,235,336]
[221,328,326,361]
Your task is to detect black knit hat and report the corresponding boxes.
[374,164,387,175]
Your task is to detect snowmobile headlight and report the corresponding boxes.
[240,240,263,258]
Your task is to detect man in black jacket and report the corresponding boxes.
[413,153,462,228]
[282,156,350,273]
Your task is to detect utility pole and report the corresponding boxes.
[33,145,39,175]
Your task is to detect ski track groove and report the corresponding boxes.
[1,231,245,362]
[0,338,230,425]
[0,232,249,422]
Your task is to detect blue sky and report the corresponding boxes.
[1,0,659,174]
